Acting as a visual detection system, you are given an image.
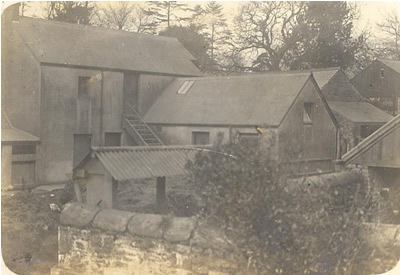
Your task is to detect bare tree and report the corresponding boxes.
[98,2,135,30]
[232,2,306,71]
[377,11,400,58]
[94,2,157,34]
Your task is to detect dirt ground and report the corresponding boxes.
[1,188,62,275]
[1,177,399,275]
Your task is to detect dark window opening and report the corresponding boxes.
[192,132,210,145]
[12,145,36,155]
[360,125,380,139]
[104,132,122,147]
[380,68,385,78]
[303,103,313,124]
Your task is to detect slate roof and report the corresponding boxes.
[313,69,365,102]
[1,112,40,144]
[14,16,201,76]
[328,102,393,123]
[312,68,392,124]
[144,72,313,126]
[90,146,212,181]
[312,68,339,89]
[379,59,400,74]
[342,114,400,164]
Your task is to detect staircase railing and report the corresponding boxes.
[126,104,164,145]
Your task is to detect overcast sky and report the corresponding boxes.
[2,1,400,38]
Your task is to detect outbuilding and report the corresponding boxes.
[342,114,400,223]
[351,59,400,115]
[1,112,40,189]
[313,68,393,153]
[74,146,204,209]
[144,71,339,175]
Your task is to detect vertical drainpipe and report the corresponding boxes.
[100,71,104,146]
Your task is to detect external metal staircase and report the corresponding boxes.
[123,104,163,146]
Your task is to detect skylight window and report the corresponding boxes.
[177,81,195,95]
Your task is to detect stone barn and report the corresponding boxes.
[1,112,40,189]
[2,6,201,184]
[313,68,393,153]
[144,72,339,175]
[351,59,400,115]
[342,114,400,223]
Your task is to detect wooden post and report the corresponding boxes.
[156,176,166,210]
[73,180,83,203]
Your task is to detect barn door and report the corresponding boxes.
[76,76,92,133]
[73,134,92,167]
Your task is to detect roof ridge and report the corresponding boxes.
[342,114,400,163]
[173,71,313,81]
[18,16,177,41]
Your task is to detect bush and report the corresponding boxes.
[186,135,374,274]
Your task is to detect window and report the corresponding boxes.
[303,103,313,124]
[380,68,385,78]
[12,145,36,155]
[104,132,122,146]
[360,125,380,138]
[177,81,195,95]
[192,132,210,145]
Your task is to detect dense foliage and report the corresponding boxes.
[187,136,375,274]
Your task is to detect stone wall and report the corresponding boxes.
[51,202,245,275]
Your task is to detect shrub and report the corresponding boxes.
[186,135,374,274]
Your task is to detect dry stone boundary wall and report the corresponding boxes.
[51,202,244,275]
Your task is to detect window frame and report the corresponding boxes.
[192,131,210,145]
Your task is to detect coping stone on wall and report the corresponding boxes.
[127,213,165,239]
[60,202,101,228]
[92,209,136,232]
[164,217,197,242]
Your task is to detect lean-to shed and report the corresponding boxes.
[1,112,40,189]
[74,146,206,208]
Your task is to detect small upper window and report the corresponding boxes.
[303,103,313,124]
[380,68,384,78]
[177,81,195,95]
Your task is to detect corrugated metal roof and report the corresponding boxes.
[91,146,209,181]
[328,102,393,123]
[144,72,312,126]
[379,59,400,74]
[1,112,40,144]
[14,17,202,76]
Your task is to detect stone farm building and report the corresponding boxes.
[313,68,393,153]
[144,72,339,175]
[351,59,400,115]
[342,114,400,224]
[2,12,201,185]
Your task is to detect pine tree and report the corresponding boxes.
[45,1,95,25]
[143,1,190,30]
